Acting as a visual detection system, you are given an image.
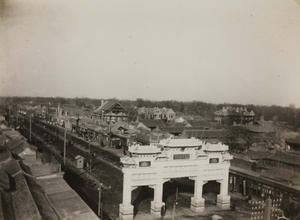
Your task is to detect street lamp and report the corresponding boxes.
[98,182,111,219]
[89,143,92,173]
[63,127,67,165]
[172,187,178,220]
[98,182,103,218]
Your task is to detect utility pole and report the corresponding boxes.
[172,187,178,220]
[97,182,111,218]
[89,143,92,173]
[98,182,103,217]
[48,102,50,122]
[63,128,66,165]
[7,105,10,127]
[101,203,103,220]
[16,109,18,128]
[29,113,32,143]
[109,123,112,147]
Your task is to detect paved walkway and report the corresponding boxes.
[131,192,251,220]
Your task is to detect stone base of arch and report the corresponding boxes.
[150,201,165,217]
[190,197,205,212]
[119,204,134,220]
[216,195,231,209]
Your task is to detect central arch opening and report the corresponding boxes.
[203,180,220,207]
[163,178,194,213]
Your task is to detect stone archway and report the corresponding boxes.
[119,139,233,220]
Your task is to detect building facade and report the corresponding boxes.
[214,106,255,125]
[92,101,128,123]
[138,107,176,121]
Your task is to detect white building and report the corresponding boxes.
[119,138,233,220]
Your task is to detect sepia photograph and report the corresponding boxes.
[1,0,300,219]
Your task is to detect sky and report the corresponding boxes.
[1,0,300,107]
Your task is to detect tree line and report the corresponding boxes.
[1,96,300,131]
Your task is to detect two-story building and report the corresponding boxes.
[92,101,128,124]
[138,107,175,122]
[214,106,255,125]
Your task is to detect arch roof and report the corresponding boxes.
[129,145,161,154]
[159,138,203,147]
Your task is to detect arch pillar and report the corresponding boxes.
[190,176,206,212]
[119,170,134,220]
[149,184,165,217]
[217,177,231,209]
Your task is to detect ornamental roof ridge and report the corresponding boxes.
[159,137,204,147]
[204,142,229,151]
[129,144,161,154]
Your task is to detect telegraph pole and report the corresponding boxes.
[98,182,103,217]
[97,182,111,218]
[29,113,32,143]
[48,102,50,122]
[172,187,178,220]
[63,128,66,165]
[89,143,92,173]
[16,109,18,128]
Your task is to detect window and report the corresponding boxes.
[173,154,190,160]
[209,158,219,163]
[139,161,151,167]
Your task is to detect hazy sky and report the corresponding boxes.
[1,0,300,107]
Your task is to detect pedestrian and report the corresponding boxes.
[100,139,105,147]
[246,195,252,202]
[230,202,236,213]
[123,146,127,155]
[161,205,166,218]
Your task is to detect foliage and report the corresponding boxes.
[126,107,138,122]
[1,96,300,131]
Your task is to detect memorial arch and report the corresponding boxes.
[119,138,233,220]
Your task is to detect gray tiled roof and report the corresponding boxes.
[187,120,211,128]
[139,119,166,128]
[286,136,300,145]
[180,129,227,139]
[158,126,184,134]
